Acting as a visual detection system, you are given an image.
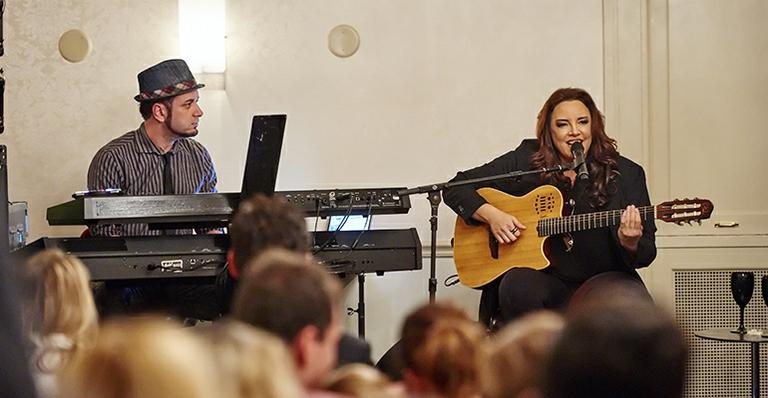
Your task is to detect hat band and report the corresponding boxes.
[137,80,199,101]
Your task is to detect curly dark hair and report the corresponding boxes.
[530,88,620,208]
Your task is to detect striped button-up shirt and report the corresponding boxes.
[87,124,218,236]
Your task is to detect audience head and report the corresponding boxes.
[567,272,653,314]
[480,310,564,398]
[22,249,98,372]
[198,320,303,398]
[228,193,309,278]
[544,298,688,398]
[231,248,343,388]
[59,316,217,398]
[400,301,486,398]
[324,364,398,398]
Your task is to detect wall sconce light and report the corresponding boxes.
[178,0,225,74]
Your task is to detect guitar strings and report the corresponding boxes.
[538,205,656,236]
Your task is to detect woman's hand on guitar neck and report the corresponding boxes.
[473,203,526,244]
[618,204,643,254]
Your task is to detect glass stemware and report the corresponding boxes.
[731,271,754,334]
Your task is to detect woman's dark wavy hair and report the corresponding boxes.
[530,88,619,208]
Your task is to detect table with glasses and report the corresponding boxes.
[695,328,768,398]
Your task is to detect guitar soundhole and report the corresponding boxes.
[534,193,557,216]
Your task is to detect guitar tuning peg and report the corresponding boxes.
[697,220,702,225]
[676,221,683,226]
[686,220,693,226]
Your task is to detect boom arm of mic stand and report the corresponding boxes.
[397,165,568,303]
[397,165,568,197]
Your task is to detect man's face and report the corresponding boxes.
[161,90,203,137]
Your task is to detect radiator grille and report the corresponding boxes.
[675,269,768,397]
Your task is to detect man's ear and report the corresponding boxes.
[292,324,320,367]
[226,249,239,279]
[152,101,169,122]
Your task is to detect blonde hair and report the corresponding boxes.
[480,311,565,398]
[22,249,98,371]
[199,320,302,398]
[325,364,395,397]
[59,316,218,398]
[402,302,487,398]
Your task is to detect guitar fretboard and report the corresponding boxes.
[537,205,656,236]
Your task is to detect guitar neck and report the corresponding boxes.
[537,205,656,236]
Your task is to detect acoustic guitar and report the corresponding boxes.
[452,185,713,288]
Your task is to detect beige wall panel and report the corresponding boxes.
[666,0,768,235]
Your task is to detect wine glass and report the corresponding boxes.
[731,271,754,334]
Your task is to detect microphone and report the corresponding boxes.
[571,141,589,181]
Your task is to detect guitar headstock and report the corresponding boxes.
[657,198,714,225]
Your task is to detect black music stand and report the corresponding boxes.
[398,165,568,302]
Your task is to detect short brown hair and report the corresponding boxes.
[231,249,341,343]
[229,194,309,275]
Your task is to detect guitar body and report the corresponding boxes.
[452,186,714,289]
[453,186,564,288]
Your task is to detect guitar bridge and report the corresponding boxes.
[488,228,499,259]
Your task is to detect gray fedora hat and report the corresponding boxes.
[134,59,205,102]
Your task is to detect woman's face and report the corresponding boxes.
[549,100,592,161]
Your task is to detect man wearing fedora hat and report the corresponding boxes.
[87,59,221,319]
[87,59,217,237]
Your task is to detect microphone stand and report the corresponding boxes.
[398,165,569,303]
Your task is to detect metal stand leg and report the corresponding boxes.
[427,191,441,303]
[751,342,760,398]
[357,273,365,338]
